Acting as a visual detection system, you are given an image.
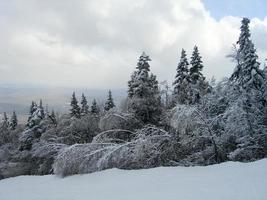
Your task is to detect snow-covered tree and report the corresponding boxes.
[224,18,267,148]
[0,112,11,145]
[190,46,204,83]
[127,52,161,124]
[70,92,81,118]
[159,80,172,108]
[128,71,137,98]
[49,110,57,125]
[104,90,115,111]
[1,112,9,129]
[128,52,151,98]
[230,18,265,91]
[39,99,45,119]
[81,93,89,115]
[53,125,177,177]
[29,101,37,116]
[27,103,46,129]
[91,99,100,115]
[10,111,18,130]
[172,49,191,104]
[188,46,210,104]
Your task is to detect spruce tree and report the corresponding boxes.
[50,110,57,125]
[2,112,9,129]
[10,111,18,130]
[29,101,37,116]
[91,99,100,115]
[127,52,161,124]
[128,71,137,98]
[189,46,204,83]
[172,49,190,104]
[39,99,45,119]
[27,100,43,128]
[81,93,89,115]
[230,18,264,91]
[70,92,81,118]
[129,52,152,98]
[188,46,209,104]
[104,90,115,111]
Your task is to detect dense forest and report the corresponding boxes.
[0,18,266,179]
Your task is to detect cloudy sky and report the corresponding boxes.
[0,0,267,89]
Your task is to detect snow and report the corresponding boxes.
[0,159,267,200]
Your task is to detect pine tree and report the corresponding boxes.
[39,99,45,119]
[70,92,81,118]
[81,93,89,115]
[10,111,18,130]
[91,99,100,115]
[172,49,190,104]
[127,52,161,124]
[104,90,115,111]
[230,18,264,91]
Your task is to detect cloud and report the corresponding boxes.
[0,0,267,89]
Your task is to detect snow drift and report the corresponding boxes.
[0,159,267,200]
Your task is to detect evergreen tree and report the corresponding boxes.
[230,18,264,91]
[2,112,9,129]
[39,99,45,119]
[81,93,89,115]
[127,52,161,124]
[50,109,57,125]
[172,49,191,104]
[128,71,137,98]
[29,101,37,116]
[10,111,18,130]
[91,99,100,115]
[189,46,204,83]
[70,92,81,118]
[128,52,152,98]
[26,100,44,128]
[45,104,49,117]
[188,46,209,104]
[104,90,115,111]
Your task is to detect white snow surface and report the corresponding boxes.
[1,159,267,200]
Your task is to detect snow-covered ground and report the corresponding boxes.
[0,159,267,200]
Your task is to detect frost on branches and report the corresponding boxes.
[53,125,178,177]
[230,18,265,91]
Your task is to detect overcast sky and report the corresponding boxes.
[0,0,267,89]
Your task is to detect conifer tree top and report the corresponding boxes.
[231,17,264,90]
[190,46,204,82]
[173,49,189,86]
[136,52,151,72]
[3,112,8,121]
[104,90,115,111]
[81,93,89,115]
[70,92,81,118]
[238,18,251,51]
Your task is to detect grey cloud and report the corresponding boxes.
[0,0,266,89]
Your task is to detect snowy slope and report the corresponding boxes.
[0,159,267,200]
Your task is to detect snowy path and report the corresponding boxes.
[0,159,267,200]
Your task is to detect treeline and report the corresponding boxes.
[0,17,266,179]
